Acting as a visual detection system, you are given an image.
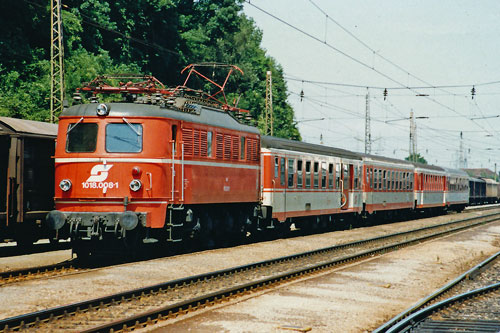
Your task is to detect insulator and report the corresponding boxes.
[383,88,388,100]
[300,89,304,102]
[471,86,476,99]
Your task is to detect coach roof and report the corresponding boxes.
[62,102,260,134]
[261,135,361,160]
[0,117,58,137]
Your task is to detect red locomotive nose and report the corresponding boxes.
[132,166,142,177]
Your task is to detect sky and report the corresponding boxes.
[243,0,500,171]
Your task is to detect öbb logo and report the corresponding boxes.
[86,164,114,182]
[82,164,119,193]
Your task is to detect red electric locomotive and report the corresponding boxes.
[47,67,261,256]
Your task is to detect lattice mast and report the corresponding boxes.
[265,71,274,136]
[364,89,371,154]
[458,131,467,168]
[409,110,417,162]
[50,0,64,123]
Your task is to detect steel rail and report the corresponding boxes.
[0,260,74,285]
[385,282,500,333]
[374,249,500,332]
[1,211,499,332]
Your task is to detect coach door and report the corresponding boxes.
[340,163,352,209]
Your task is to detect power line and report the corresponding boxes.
[284,76,500,91]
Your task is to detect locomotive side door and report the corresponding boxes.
[340,163,352,210]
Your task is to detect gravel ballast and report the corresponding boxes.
[0,208,499,330]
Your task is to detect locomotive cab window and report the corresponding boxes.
[106,123,142,153]
[66,122,98,152]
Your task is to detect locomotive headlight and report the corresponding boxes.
[59,179,72,192]
[96,103,110,116]
[129,179,142,192]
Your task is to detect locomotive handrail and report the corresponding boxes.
[181,142,185,202]
[171,140,175,201]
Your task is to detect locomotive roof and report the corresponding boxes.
[61,102,260,135]
[261,135,362,160]
[0,116,58,137]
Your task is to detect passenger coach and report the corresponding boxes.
[260,136,363,229]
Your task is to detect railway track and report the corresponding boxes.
[2,208,495,287]
[0,261,76,286]
[1,210,499,332]
[375,250,500,332]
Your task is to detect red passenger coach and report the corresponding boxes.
[413,163,447,211]
[47,89,261,255]
[361,155,414,215]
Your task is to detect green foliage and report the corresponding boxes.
[0,0,300,140]
[405,153,428,164]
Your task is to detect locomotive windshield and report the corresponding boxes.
[106,122,142,153]
[66,123,98,152]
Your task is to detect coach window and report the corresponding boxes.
[335,163,340,189]
[328,163,334,189]
[392,171,396,190]
[66,123,98,152]
[207,131,213,157]
[321,162,327,188]
[373,169,378,190]
[314,162,319,188]
[106,122,143,153]
[354,165,359,189]
[370,168,374,189]
[274,157,279,179]
[382,170,386,190]
[387,170,391,190]
[280,157,286,186]
[288,159,295,188]
[297,160,303,188]
[306,161,311,188]
[369,168,373,189]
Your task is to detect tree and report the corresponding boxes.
[405,153,428,164]
[0,0,301,140]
